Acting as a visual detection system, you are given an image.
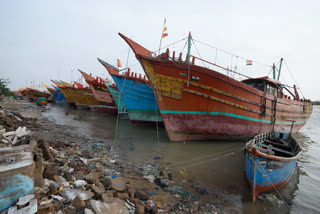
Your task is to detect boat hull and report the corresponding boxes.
[106,84,126,113]
[111,74,162,123]
[48,88,66,102]
[89,105,118,113]
[245,150,297,201]
[139,57,311,141]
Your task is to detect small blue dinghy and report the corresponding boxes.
[245,129,301,201]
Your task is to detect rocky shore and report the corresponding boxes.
[0,98,222,214]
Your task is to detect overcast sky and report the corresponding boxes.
[1,0,319,100]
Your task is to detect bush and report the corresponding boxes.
[0,78,12,96]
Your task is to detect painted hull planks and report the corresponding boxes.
[98,58,162,123]
[79,70,117,114]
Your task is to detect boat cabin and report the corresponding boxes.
[242,76,282,98]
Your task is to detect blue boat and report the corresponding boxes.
[98,58,162,123]
[48,87,66,102]
[245,130,301,201]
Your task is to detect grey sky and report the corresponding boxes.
[1,0,319,100]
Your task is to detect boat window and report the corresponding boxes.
[242,80,265,92]
[266,82,280,97]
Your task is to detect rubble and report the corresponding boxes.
[0,98,223,213]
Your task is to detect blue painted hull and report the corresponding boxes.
[110,74,162,123]
[48,88,66,102]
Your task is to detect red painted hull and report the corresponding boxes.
[120,34,312,142]
[79,70,117,113]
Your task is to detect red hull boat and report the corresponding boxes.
[79,70,118,114]
[119,33,312,142]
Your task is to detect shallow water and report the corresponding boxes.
[43,104,320,213]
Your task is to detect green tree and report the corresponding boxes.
[0,78,12,96]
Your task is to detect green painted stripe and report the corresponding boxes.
[160,110,307,125]
[128,109,160,112]
[91,105,117,109]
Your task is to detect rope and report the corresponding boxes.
[283,60,305,98]
[167,145,245,168]
[191,38,206,67]
[155,98,160,144]
[250,155,290,208]
[155,37,188,53]
[194,39,272,69]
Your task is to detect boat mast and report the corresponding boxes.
[277,58,284,81]
[187,32,192,63]
[272,63,276,79]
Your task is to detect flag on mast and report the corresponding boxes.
[158,18,168,54]
[117,59,122,67]
[246,60,253,65]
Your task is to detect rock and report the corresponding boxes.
[92,184,105,198]
[71,195,86,210]
[111,177,125,191]
[61,205,77,214]
[102,177,112,189]
[101,193,114,203]
[49,183,58,195]
[8,199,37,214]
[84,172,99,184]
[44,166,60,180]
[129,198,140,205]
[64,172,74,182]
[53,175,66,183]
[73,180,87,188]
[116,192,129,200]
[38,140,54,161]
[16,194,34,206]
[69,160,77,168]
[38,202,55,214]
[135,190,150,201]
[59,188,94,201]
[84,208,95,214]
[135,204,145,214]
[89,200,130,214]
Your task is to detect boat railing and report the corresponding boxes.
[250,132,273,145]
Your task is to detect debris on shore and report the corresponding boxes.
[0,98,222,214]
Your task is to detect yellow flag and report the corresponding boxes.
[163,27,167,32]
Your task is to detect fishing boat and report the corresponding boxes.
[78,70,118,113]
[70,81,99,109]
[98,58,162,124]
[52,80,76,106]
[44,85,66,103]
[24,88,50,102]
[119,33,312,141]
[244,124,301,201]
[106,82,126,113]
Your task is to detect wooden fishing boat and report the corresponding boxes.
[106,82,126,113]
[44,85,66,103]
[24,88,50,102]
[78,70,118,113]
[70,81,98,109]
[52,80,76,106]
[98,58,162,124]
[245,126,301,201]
[119,33,312,141]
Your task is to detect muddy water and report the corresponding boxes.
[43,104,320,213]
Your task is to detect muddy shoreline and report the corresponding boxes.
[0,98,224,213]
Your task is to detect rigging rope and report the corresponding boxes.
[167,145,245,168]
[193,39,272,69]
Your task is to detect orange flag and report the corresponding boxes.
[117,59,122,67]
